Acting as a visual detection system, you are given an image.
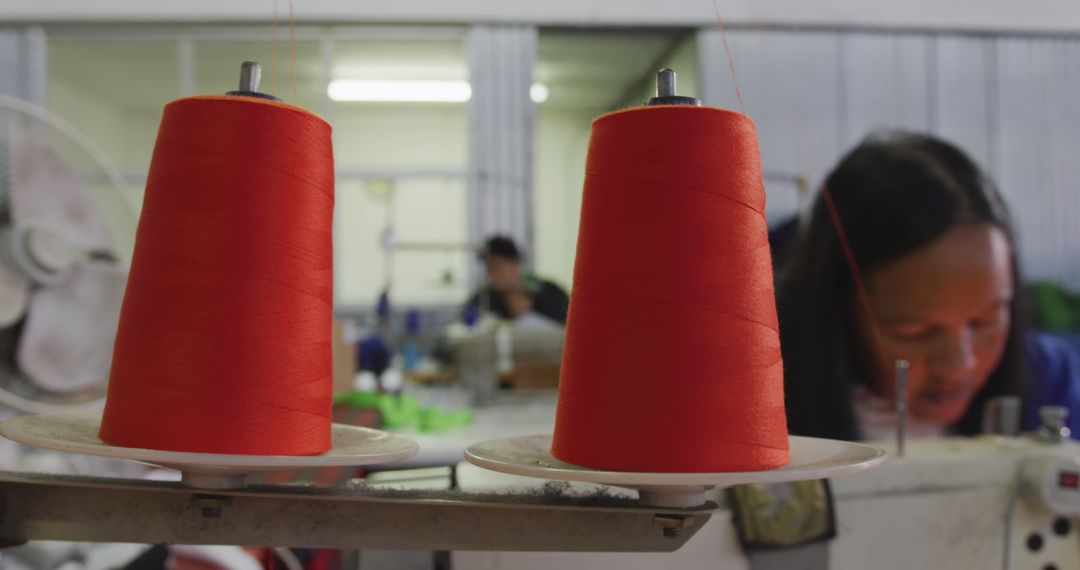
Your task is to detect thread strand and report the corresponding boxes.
[289,0,298,102]
[271,0,279,97]
[712,0,746,114]
[820,185,892,371]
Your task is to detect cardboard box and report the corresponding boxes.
[332,320,358,395]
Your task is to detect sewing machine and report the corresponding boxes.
[447,433,1080,569]
[443,319,565,404]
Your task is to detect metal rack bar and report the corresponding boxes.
[0,472,715,552]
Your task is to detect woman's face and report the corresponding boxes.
[860,223,1014,424]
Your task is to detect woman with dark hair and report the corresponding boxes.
[777,131,1080,441]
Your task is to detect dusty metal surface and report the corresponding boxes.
[0,471,715,552]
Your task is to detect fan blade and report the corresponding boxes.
[0,264,29,328]
[16,261,125,394]
[8,121,111,251]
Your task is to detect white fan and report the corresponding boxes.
[0,94,137,414]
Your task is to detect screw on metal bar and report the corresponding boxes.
[0,496,26,549]
[0,495,22,547]
[1038,406,1072,444]
[653,514,689,539]
[192,494,230,519]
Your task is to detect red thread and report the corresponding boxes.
[271,0,279,96]
[99,95,335,455]
[551,105,789,472]
[712,0,745,115]
[820,186,893,374]
[288,0,298,102]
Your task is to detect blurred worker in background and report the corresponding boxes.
[777,131,1080,441]
[464,235,570,326]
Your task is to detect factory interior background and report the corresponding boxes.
[3,0,1080,569]
[12,17,1080,317]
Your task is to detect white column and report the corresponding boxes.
[0,26,47,104]
[467,24,537,282]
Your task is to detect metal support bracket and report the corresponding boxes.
[0,472,716,552]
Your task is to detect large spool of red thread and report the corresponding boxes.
[551,96,789,472]
[99,89,335,456]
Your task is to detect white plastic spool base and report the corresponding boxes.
[0,413,420,490]
[466,434,887,508]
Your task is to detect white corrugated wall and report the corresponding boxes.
[467,25,537,280]
[699,28,1080,288]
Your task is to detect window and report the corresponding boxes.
[533,29,699,288]
[330,32,469,308]
[43,26,471,308]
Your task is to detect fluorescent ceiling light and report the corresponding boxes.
[328,79,472,102]
[530,83,550,103]
[328,79,551,104]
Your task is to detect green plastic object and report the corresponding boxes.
[1029,282,1080,332]
[334,390,473,432]
[334,391,383,409]
[419,408,475,433]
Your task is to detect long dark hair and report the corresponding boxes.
[776,131,1029,440]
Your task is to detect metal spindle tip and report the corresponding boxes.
[645,67,700,106]
[657,68,677,98]
[895,359,910,370]
[226,60,280,101]
[239,61,262,93]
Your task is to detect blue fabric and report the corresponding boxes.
[1027,332,1080,434]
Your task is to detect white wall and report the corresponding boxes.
[533,107,591,288]
[333,104,469,308]
[0,28,46,104]
[7,0,1080,33]
[47,77,130,168]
